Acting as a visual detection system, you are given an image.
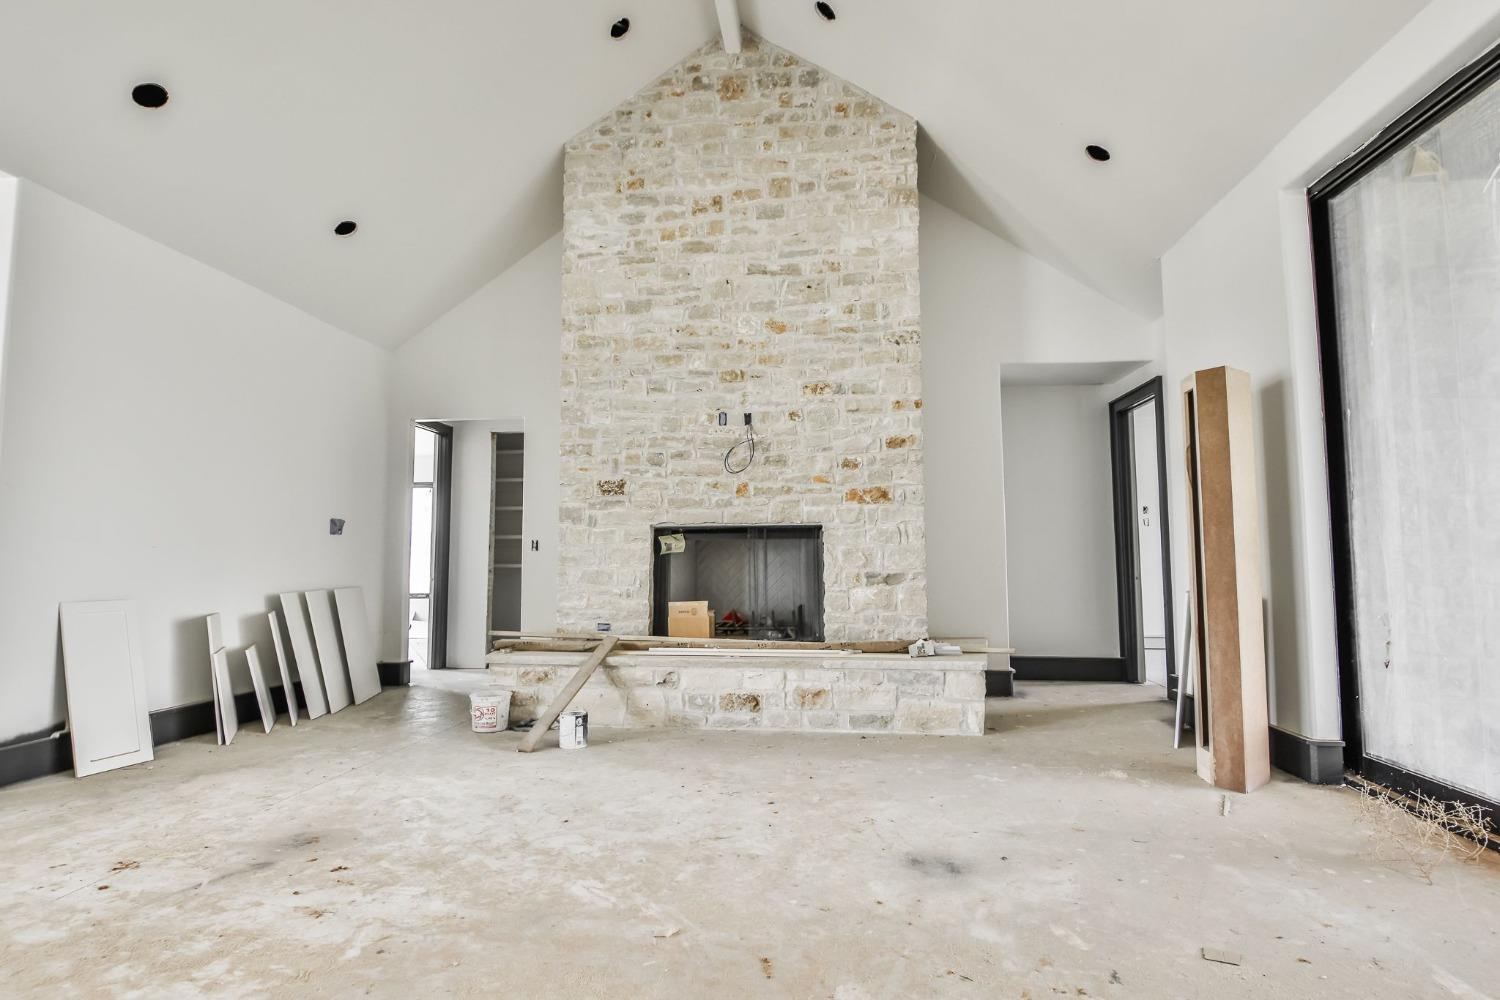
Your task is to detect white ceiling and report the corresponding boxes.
[738,0,1429,318]
[0,1,717,347]
[0,0,1428,347]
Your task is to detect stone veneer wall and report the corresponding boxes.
[558,35,927,640]
[491,653,986,737]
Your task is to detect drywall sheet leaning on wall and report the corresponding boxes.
[280,592,329,719]
[334,586,381,705]
[306,589,353,712]
[211,647,238,746]
[58,601,154,777]
[268,609,300,726]
[246,645,275,734]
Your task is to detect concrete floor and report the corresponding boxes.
[2,679,1497,999]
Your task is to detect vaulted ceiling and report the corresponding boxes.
[0,0,1428,347]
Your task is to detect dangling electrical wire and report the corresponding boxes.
[724,422,755,475]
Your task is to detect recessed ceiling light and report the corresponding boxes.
[1086,144,1111,162]
[333,220,358,237]
[131,83,169,109]
[610,17,630,39]
[815,2,836,20]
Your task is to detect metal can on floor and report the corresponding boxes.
[558,710,588,750]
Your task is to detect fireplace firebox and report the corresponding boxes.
[650,525,824,642]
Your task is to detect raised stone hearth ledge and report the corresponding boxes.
[486,652,986,736]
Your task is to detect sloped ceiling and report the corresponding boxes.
[738,0,1429,318]
[0,1,1427,347]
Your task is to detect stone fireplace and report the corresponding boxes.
[651,524,825,641]
[557,33,928,642]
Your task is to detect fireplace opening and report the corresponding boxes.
[650,525,824,641]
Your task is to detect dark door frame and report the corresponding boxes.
[1108,377,1176,695]
[415,421,454,670]
[1308,41,1500,822]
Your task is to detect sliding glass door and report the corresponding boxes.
[1311,47,1500,808]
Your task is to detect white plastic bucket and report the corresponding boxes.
[470,690,512,733]
[559,710,588,749]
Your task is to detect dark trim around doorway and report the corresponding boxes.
[1107,377,1176,695]
[416,421,454,670]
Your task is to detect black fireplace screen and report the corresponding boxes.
[650,525,824,641]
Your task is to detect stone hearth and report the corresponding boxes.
[489,651,986,737]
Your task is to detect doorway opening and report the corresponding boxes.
[409,421,452,671]
[1108,377,1176,696]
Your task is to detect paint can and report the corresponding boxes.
[470,690,512,733]
[558,710,588,749]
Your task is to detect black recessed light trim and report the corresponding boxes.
[334,220,358,237]
[131,83,169,109]
[610,17,630,39]
[815,1,836,20]
[1086,144,1112,162]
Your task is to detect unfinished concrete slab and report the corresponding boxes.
[1,680,1496,998]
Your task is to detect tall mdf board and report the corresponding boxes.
[1182,367,1270,794]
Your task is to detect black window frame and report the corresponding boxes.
[1308,41,1500,826]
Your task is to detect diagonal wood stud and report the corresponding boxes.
[517,636,619,753]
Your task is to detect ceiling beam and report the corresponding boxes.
[714,0,742,54]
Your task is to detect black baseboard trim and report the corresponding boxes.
[1268,726,1345,785]
[1,681,308,790]
[1357,756,1499,848]
[1011,656,1127,682]
[986,671,1014,697]
[0,729,72,790]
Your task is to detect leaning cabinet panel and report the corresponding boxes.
[59,601,154,777]
[1182,367,1270,793]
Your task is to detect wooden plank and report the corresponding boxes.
[245,645,275,734]
[491,629,911,653]
[59,601,154,777]
[642,647,861,658]
[492,632,1010,656]
[333,587,381,705]
[279,593,328,719]
[1183,367,1269,793]
[305,589,352,713]
[517,637,619,753]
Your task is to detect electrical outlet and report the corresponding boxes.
[329,518,345,536]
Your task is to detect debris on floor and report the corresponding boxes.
[1200,946,1243,966]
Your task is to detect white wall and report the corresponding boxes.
[447,419,523,669]
[998,385,1120,657]
[384,234,564,658]
[921,197,1157,654]
[1158,0,1500,739]
[0,181,388,743]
